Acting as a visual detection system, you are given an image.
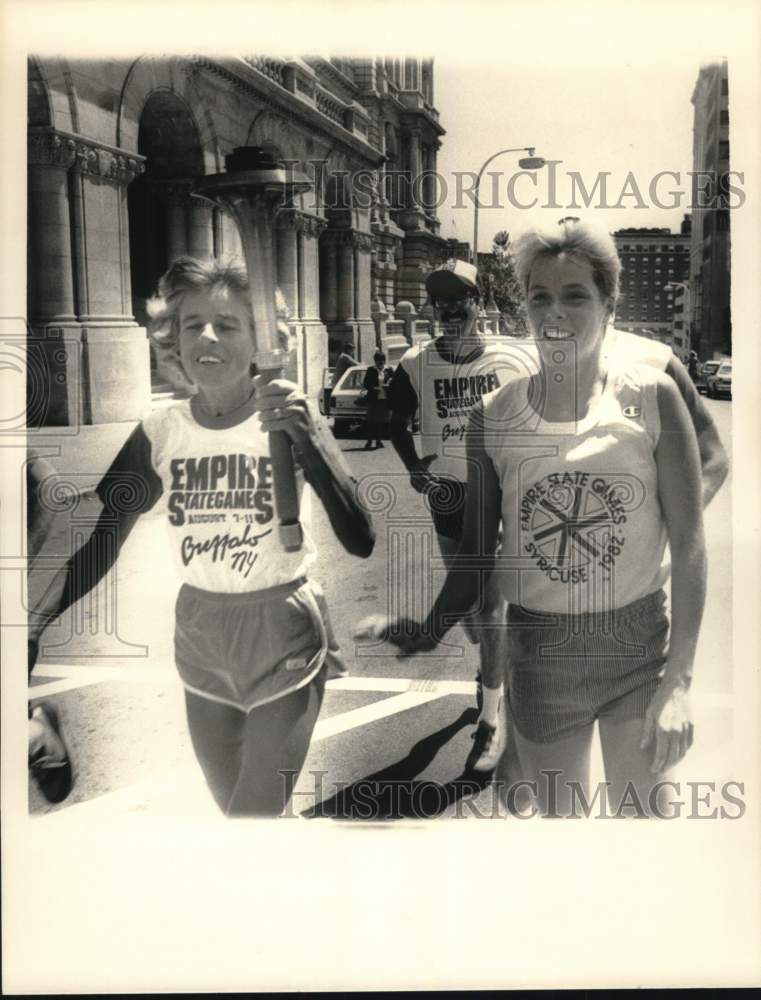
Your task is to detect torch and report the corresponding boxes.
[192,147,311,552]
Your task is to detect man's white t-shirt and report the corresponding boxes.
[394,328,672,485]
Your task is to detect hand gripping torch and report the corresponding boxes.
[192,147,311,552]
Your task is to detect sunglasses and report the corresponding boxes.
[432,294,475,310]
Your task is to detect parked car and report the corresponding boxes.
[706,359,732,399]
[328,365,392,438]
[695,359,721,395]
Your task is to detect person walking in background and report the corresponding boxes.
[363,351,388,451]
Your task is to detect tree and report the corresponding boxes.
[478,231,529,336]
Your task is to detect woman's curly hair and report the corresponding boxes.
[146,256,293,393]
[511,218,621,309]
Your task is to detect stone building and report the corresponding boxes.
[613,221,691,346]
[27,55,447,426]
[690,59,732,360]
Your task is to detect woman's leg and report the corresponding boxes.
[598,715,676,817]
[511,713,596,817]
[226,668,327,817]
[184,691,246,813]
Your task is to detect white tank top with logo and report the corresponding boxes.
[142,402,316,594]
[399,328,672,485]
[482,363,669,614]
[399,337,540,483]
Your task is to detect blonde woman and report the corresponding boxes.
[29,256,374,816]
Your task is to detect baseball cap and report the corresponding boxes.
[426,259,479,299]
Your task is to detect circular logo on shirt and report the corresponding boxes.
[520,472,629,584]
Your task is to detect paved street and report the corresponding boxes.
[28,397,734,822]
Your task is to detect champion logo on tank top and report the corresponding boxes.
[520,472,631,585]
[622,405,641,418]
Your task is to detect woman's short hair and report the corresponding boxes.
[511,218,621,307]
[146,256,292,392]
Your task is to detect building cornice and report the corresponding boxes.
[323,228,374,252]
[28,126,146,183]
[192,56,384,167]
[276,209,328,239]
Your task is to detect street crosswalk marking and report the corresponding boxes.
[31,658,737,823]
[30,661,736,709]
[30,663,481,700]
[313,690,447,741]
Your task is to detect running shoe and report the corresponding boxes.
[29,702,73,804]
[465,715,505,773]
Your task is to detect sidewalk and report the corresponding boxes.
[31,420,140,491]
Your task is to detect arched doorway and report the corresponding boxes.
[127,91,212,387]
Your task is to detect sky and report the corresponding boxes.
[435,59,703,252]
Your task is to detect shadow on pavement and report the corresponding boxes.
[303,705,492,820]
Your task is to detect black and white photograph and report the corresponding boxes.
[2,0,760,992]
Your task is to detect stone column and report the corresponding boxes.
[165,183,193,263]
[27,133,78,324]
[319,230,339,325]
[321,229,376,362]
[27,132,81,427]
[219,211,244,259]
[408,131,422,209]
[275,212,300,317]
[188,200,214,258]
[274,211,329,397]
[299,214,327,323]
[337,236,356,322]
[28,128,150,426]
[74,140,150,423]
[296,212,328,399]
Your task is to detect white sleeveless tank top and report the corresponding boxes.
[142,402,316,594]
[483,363,669,614]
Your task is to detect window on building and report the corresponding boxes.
[717,210,730,231]
[719,139,730,160]
[721,77,728,96]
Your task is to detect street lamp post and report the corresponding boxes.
[472,147,547,263]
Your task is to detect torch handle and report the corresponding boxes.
[235,195,304,552]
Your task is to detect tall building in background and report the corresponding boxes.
[613,219,691,348]
[27,56,446,426]
[690,59,731,360]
